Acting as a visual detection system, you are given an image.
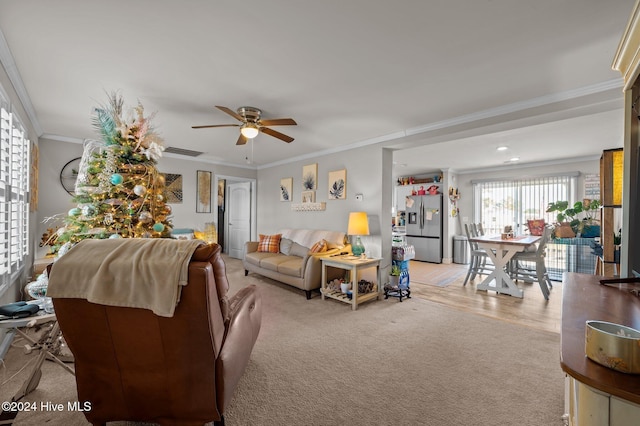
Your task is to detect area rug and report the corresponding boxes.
[408,260,469,287]
[1,256,564,426]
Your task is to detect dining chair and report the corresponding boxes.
[510,225,553,299]
[463,223,493,285]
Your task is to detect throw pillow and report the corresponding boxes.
[309,239,328,253]
[527,219,545,236]
[258,234,282,253]
[280,237,293,255]
[289,242,310,258]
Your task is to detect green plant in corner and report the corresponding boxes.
[614,229,622,246]
[546,199,600,235]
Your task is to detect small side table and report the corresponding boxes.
[320,256,381,310]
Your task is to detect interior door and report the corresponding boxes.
[227,182,251,259]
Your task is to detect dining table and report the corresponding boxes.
[468,234,540,298]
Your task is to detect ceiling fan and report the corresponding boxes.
[192,106,297,145]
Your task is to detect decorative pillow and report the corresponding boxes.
[309,239,328,253]
[258,234,282,253]
[280,237,294,255]
[527,219,545,236]
[289,242,310,258]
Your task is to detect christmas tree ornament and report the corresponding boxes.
[152,223,165,232]
[133,185,147,196]
[110,173,124,185]
[139,211,153,223]
[157,194,164,202]
[104,213,113,225]
[109,234,121,239]
[69,207,82,216]
[82,205,96,216]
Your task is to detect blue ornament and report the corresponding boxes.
[109,234,121,239]
[152,223,165,233]
[69,207,81,216]
[110,173,124,185]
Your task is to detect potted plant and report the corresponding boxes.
[614,229,622,264]
[546,199,601,238]
[389,264,401,287]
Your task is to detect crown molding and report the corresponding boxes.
[612,0,640,90]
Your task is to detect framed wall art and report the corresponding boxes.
[302,163,317,191]
[280,177,293,201]
[162,173,183,204]
[328,169,346,200]
[196,170,212,213]
[301,190,316,203]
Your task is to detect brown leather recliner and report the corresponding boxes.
[50,243,262,426]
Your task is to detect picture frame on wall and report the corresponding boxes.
[280,177,293,201]
[301,190,315,203]
[162,173,183,203]
[302,163,317,191]
[328,169,346,200]
[196,170,212,213]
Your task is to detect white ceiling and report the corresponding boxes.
[0,0,633,173]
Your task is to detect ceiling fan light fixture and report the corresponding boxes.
[240,123,259,139]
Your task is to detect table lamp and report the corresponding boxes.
[348,212,370,256]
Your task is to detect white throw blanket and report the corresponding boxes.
[47,238,204,317]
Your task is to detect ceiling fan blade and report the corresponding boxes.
[259,118,297,126]
[191,124,239,129]
[236,134,248,145]
[216,105,244,122]
[260,126,294,143]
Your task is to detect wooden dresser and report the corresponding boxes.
[561,273,640,425]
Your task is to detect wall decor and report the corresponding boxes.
[328,169,346,200]
[302,190,315,203]
[280,177,293,201]
[302,163,317,190]
[217,179,225,210]
[197,170,212,213]
[162,173,183,203]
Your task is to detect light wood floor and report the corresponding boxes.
[407,260,562,334]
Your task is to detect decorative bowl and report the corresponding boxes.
[585,320,640,374]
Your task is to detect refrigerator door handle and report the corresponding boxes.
[420,200,424,229]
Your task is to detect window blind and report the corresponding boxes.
[0,92,30,291]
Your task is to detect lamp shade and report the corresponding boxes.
[240,123,259,139]
[348,212,370,236]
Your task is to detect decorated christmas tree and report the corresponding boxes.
[51,92,172,256]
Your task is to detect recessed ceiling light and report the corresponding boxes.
[496,146,508,151]
[510,157,520,162]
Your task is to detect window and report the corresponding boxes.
[472,174,577,235]
[0,91,30,292]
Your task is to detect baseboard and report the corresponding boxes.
[442,257,452,264]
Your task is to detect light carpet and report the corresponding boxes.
[1,255,564,426]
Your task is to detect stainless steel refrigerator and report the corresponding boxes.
[405,194,442,263]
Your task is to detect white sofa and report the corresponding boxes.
[243,228,350,299]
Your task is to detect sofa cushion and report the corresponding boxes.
[244,251,279,267]
[258,234,281,253]
[280,229,346,250]
[309,239,328,253]
[289,242,309,258]
[280,238,294,255]
[260,255,292,272]
[277,257,304,277]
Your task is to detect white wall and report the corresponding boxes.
[256,144,393,271]
[36,138,256,258]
